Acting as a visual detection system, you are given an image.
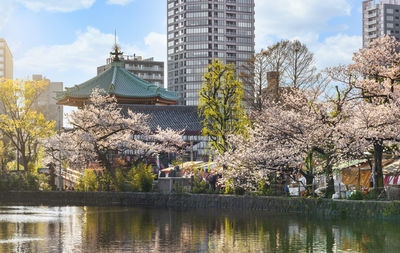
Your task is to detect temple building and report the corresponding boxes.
[57,45,178,107]
[56,45,207,162]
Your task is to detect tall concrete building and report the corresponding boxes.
[0,39,13,79]
[97,55,164,88]
[167,0,255,105]
[363,0,400,48]
[32,75,64,130]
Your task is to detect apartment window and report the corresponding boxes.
[238,45,252,51]
[187,27,208,34]
[186,43,208,50]
[227,13,236,19]
[186,12,208,18]
[187,4,208,10]
[238,22,252,28]
[187,19,208,26]
[387,8,394,14]
[238,14,252,20]
[237,6,252,12]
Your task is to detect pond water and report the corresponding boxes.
[0,205,399,252]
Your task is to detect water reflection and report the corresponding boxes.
[0,205,399,252]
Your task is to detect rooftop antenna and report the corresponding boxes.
[114,29,117,46]
[110,29,123,62]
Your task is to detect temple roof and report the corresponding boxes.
[120,105,203,136]
[56,61,178,106]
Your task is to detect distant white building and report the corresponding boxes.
[363,0,400,47]
[0,38,13,79]
[32,75,63,129]
[97,54,164,88]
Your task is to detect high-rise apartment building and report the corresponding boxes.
[97,55,164,88]
[0,39,13,79]
[32,75,64,129]
[363,0,400,48]
[167,0,255,105]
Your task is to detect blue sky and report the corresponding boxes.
[0,0,364,88]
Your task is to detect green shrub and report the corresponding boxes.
[0,172,44,191]
[234,187,245,195]
[257,180,274,196]
[98,171,115,191]
[347,191,364,200]
[222,180,245,195]
[76,170,98,192]
[37,174,51,191]
[224,185,234,194]
[127,163,154,192]
[114,168,130,192]
[364,190,377,200]
[192,175,209,193]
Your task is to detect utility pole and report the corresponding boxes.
[58,105,63,191]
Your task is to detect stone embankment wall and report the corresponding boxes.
[1,191,400,218]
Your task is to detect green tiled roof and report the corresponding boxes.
[56,62,178,102]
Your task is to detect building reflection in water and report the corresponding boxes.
[0,206,399,252]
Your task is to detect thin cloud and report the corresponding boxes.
[15,0,95,12]
[255,0,352,49]
[0,0,14,30]
[106,0,135,6]
[254,0,357,70]
[15,27,166,87]
[314,34,362,69]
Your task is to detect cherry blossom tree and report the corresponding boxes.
[43,89,185,177]
[328,35,400,191]
[217,89,335,193]
[217,83,358,196]
[217,36,400,195]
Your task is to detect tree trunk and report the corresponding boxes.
[304,172,314,195]
[299,169,314,196]
[373,141,384,192]
[325,166,335,198]
[48,163,57,191]
[20,145,29,172]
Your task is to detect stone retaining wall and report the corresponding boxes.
[1,191,400,218]
[157,178,193,194]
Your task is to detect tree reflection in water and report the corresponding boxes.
[0,206,399,252]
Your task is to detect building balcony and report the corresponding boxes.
[366,12,377,19]
[366,33,378,39]
[126,66,163,72]
[366,6,377,12]
[139,75,163,80]
[366,19,377,26]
